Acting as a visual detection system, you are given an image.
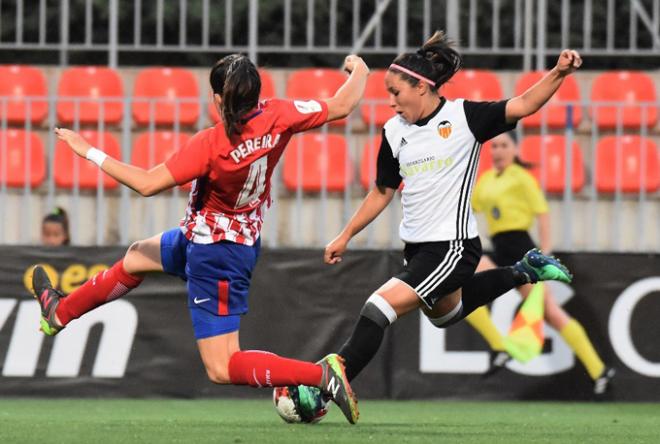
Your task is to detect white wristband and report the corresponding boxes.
[86,147,108,167]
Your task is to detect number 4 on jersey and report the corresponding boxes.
[235,156,268,209]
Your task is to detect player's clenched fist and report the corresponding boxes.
[343,54,369,75]
[324,234,349,265]
[555,49,582,76]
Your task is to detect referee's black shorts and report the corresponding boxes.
[488,230,536,267]
[394,237,482,309]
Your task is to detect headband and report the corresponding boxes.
[389,63,436,86]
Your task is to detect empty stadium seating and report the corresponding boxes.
[590,71,658,129]
[286,68,347,126]
[54,130,121,189]
[132,68,200,126]
[57,66,124,124]
[208,69,276,123]
[595,135,659,193]
[283,133,353,192]
[0,129,45,187]
[132,131,192,189]
[515,71,582,128]
[359,135,406,191]
[361,69,395,127]
[0,65,48,125]
[360,135,382,189]
[443,69,502,101]
[519,135,585,193]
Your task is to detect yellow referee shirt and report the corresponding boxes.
[472,163,548,236]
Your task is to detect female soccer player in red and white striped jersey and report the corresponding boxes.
[33,54,369,424]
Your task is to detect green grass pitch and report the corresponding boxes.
[1,399,659,443]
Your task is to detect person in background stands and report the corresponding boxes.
[41,207,70,246]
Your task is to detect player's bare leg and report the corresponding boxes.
[197,332,241,383]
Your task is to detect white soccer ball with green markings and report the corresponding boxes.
[272,385,329,424]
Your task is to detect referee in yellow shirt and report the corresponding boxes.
[470,130,614,396]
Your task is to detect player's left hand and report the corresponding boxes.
[555,49,582,76]
[54,128,92,158]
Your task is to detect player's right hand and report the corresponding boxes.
[54,128,92,159]
[324,234,350,265]
[343,54,368,75]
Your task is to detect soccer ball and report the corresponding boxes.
[272,385,329,424]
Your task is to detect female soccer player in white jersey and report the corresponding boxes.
[469,130,614,394]
[33,53,368,424]
[324,31,579,382]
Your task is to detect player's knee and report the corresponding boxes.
[123,241,141,270]
[360,293,397,328]
[205,364,231,384]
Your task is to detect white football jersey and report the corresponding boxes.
[376,97,515,243]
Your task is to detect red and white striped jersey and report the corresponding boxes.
[165,98,328,245]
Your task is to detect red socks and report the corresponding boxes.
[56,259,144,326]
[228,350,322,388]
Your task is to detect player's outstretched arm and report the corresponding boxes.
[325,54,370,122]
[54,128,176,197]
[324,186,395,264]
[505,49,582,123]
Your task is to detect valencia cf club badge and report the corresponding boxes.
[438,120,452,138]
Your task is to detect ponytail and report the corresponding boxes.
[209,54,261,138]
[389,30,463,91]
[514,155,535,170]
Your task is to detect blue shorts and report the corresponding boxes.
[160,228,261,340]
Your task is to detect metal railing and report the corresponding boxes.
[0,1,660,68]
[0,95,658,251]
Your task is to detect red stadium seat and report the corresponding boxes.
[360,135,382,190]
[286,68,346,126]
[55,130,121,189]
[442,69,502,101]
[596,136,659,193]
[283,133,353,192]
[208,69,276,123]
[360,70,395,127]
[0,65,48,124]
[519,135,585,193]
[359,135,404,191]
[0,129,45,187]
[57,66,124,124]
[132,68,199,126]
[477,140,494,179]
[131,131,193,190]
[590,71,657,129]
[515,71,582,128]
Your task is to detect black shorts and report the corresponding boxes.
[488,230,536,267]
[394,237,482,309]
